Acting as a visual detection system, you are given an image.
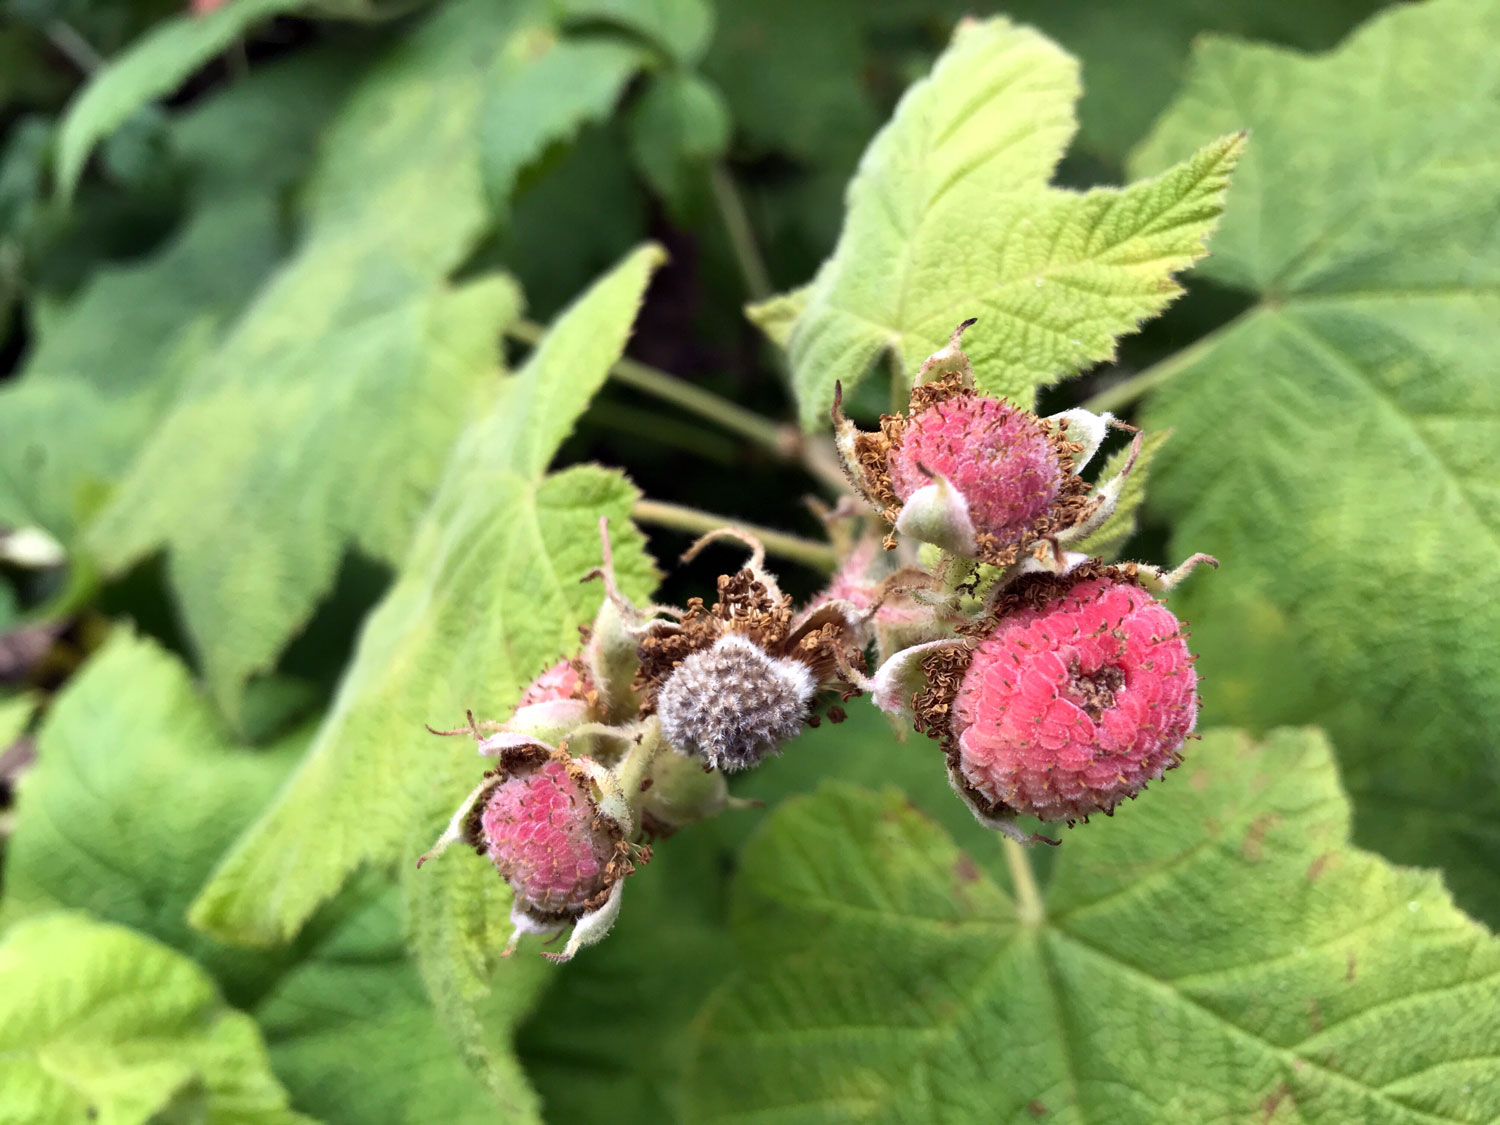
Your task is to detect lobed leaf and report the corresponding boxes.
[1129,0,1500,925]
[86,0,546,722]
[82,0,675,723]
[752,17,1243,428]
[0,47,360,547]
[0,629,508,1120]
[0,913,309,1125]
[187,245,662,1104]
[687,729,1500,1123]
[189,243,663,945]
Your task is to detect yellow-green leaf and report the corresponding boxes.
[0,913,310,1125]
[0,629,516,1121]
[85,0,545,724]
[754,17,1242,428]
[190,243,662,945]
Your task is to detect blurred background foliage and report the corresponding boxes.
[9,0,1500,1121]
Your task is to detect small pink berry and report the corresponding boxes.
[517,660,583,707]
[480,759,616,915]
[951,573,1197,823]
[888,395,1065,547]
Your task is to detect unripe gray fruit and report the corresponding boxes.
[656,633,816,771]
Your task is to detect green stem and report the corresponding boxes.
[505,318,851,494]
[631,499,838,572]
[506,318,791,456]
[708,162,773,303]
[47,20,102,74]
[1082,306,1260,415]
[588,400,738,464]
[1002,837,1045,926]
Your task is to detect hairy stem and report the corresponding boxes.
[708,162,773,303]
[632,499,838,572]
[506,318,791,454]
[1002,837,1046,926]
[505,318,851,494]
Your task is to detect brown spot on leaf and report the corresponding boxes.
[1241,813,1282,862]
[1305,852,1337,884]
[1307,997,1323,1034]
[954,854,981,885]
[1346,953,1357,982]
[1260,1082,1292,1121]
[1189,770,1209,791]
[1026,1100,1047,1119]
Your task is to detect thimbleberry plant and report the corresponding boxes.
[4,2,1499,1123]
[419,321,1217,948]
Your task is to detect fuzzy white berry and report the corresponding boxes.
[656,633,816,771]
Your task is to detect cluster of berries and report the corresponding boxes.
[419,321,1211,960]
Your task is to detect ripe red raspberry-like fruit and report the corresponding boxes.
[948,569,1197,824]
[888,395,1064,547]
[479,758,616,914]
[417,739,638,962]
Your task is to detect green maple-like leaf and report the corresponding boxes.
[749,16,1243,429]
[687,728,1500,1123]
[188,244,662,1100]
[85,0,549,723]
[1129,0,1500,926]
[2,627,538,1119]
[0,628,521,1121]
[2,629,311,1006]
[0,913,310,1125]
[0,48,359,547]
[54,0,306,200]
[189,242,662,935]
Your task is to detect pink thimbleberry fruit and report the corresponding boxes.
[517,659,582,707]
[889,395,1064,546]
[952,574,1197,823]
[479,758,614,915]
